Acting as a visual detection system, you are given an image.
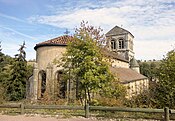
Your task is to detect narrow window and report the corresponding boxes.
[111,40,116,50]
[119,39,124,49]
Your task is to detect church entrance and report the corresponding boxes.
[38,70,46,99]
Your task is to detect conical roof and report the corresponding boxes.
[130,57,139,67]
[34,35,74,50]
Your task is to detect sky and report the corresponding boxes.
[0,0,174,60]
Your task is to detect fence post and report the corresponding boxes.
[85,103,89,118]
[20,103,24,115]
[164,107,169,121]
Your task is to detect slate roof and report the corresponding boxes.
[34,35,74,50]
[106,26,134,37]
[101,48,128,62]
[110,67,147,84]
[130,57,139,67]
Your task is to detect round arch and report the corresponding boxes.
[118,37,125,49]
[111,39,117,50]
[54,70,67,99]
[38,70,46,99]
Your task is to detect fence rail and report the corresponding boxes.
[25,105,84,110]
[0,103,174,121]
[90,106,164,113]
[0,104,20,108]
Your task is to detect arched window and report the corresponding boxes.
[55,71,66,98]
[38,70,46,98]
[119,39,124,49]
[111,40,116,50]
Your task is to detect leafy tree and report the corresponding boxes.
[61,21,125,105]
[140,62,151,78]
[149,62,158,81]
[6,42,27,101]
[154,49,175,108]
[139,61,159,81]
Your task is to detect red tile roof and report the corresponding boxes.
[34,35,74,50]
[110,67,147,83]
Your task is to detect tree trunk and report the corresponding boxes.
[87,88,91,103]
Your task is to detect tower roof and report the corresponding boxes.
[106,25,134,37]
[34,35,74,50]
[130,57,139,67]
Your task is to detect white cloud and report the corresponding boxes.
[130,25,175,41]
[135,40,175,60]
[28,0,175,60]
[28,7,130,30]
[0,26,36,40]
[0,12,25,23]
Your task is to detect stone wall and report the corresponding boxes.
[31,46,67,100]
[111,58,129,68]
[36,46,66,70]
[124,78,149,98]
[106,33,134,61]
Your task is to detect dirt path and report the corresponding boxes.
[0,114,97,121]
[0,114,161,121]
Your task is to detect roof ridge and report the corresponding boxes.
[106,25,134,37]
[34,35,74,50]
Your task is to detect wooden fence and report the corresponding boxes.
[0,103,174,121]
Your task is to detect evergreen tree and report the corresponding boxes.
[6,42,27,101]
[0,41,4,70]
[0,42,5,101]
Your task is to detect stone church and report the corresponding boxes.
[27,26,149,100]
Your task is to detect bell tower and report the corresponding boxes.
[106,26,134,61]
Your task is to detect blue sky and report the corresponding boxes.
[0,0,174,60]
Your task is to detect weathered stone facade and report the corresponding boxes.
[27,36,75,100]
[27,26,149,100]
[106,26,135,61]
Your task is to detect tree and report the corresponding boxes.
[0,42,14,74]
[6,42,27,101]
[154,49,175,108]
[140,62,151,78]
[0,41,4,69]
[0,42,5,102]
[0,42,15,101]
[61,21,125,105]
[139,61,159,81]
